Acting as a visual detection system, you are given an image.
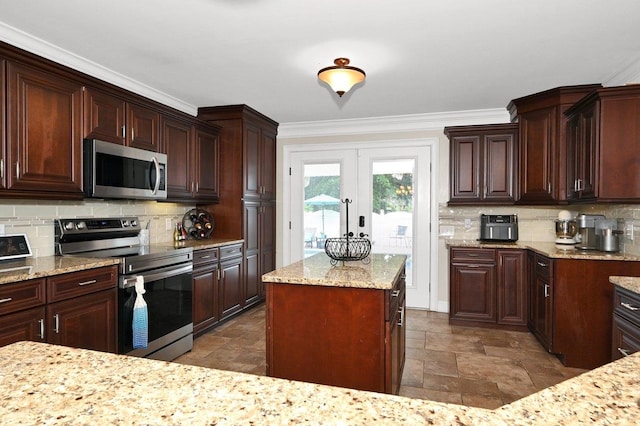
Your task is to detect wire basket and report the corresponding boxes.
[324,237,371,265]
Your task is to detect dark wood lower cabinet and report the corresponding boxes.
[266,268,405,395]
[611,286,640,361]
[192,244,246,336]
[46,289,117,353]
[449,247,527,330]
[0,266,118,353]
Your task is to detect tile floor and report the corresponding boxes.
[174,303,586,410]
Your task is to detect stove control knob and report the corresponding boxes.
[76,221,86,230]
[64,221,75,231]
[122,220,130,227]
[131,219,138,227]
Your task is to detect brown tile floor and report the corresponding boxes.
[174,303,586,409]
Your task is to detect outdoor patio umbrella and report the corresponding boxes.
[304,194,340,234]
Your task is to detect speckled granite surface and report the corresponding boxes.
[262,253,406,290]
[163,238,244,251]
[0,256,119,285]
[0,341,638,425]
[446,239,640,261]
[610,276,640,295]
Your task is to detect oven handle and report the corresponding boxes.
[121,263,193,289]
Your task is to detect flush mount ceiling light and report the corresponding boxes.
[317,57,366,97]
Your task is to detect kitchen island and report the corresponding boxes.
[262,253,406,394]
[0,340,639,424]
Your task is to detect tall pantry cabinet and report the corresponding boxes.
[197,105,278,309]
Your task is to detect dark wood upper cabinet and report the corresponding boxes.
[84,86,160,151]
[565,85,640,203]
[5,60,83,198]
[0,57,5,190]
[162,116,219,203]
[446,123,518,205]
[507,84,601,204]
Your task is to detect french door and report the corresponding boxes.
[288,145,431,309]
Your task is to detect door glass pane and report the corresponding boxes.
[370,159,414,286]
[303,163,341,258]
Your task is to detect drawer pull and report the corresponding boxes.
[392,290,400,297]
[398,305,405,327]
[78,279,97,286]
[0,297,13,304]
[468,253,479,257]
[618,347,631,357]
[53,314,60,334]
[544,284,550,298]
[199,255,211,259]
[537,261,548,267]
[38,318,45,339]
[621,302,639,311]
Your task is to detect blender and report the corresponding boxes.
[555,210,577,245]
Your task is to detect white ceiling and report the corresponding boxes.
[1,0,640,125]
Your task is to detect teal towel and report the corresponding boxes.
[132,276,148,349]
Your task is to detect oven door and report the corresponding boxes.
[84,139,167,200]
[119,263,193,360]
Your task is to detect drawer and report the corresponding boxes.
[0,278,46,316]
[612,313,640,360]
[534,254,553,279]
[47,266,117,303]
[614,286,640,327]
[220,244,243,261]
[193,248,219,267]
[450,247,495,263]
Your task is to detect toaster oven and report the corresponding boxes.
[479,214,518,242]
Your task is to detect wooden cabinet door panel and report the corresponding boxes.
[612,314,640,360]
[128,103,159,151]
[497,250,527,326]
[484,133,516,201]
[450,135,481,201]
[163,117,193,199]
[220,259,243,319]
[518,108,556,203]
[261,128,276,200]
[194,127,219,200]
[0,58,5,190]
[450,263,496,323]
[6,61,83,194]
[193,267,219,334]
[47,289,117,353]
[579,103,598,199]
[0,307,45,347]
[243,123,260,197]
[83,87,126,144]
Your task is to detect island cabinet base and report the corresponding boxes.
[266,280,405,395]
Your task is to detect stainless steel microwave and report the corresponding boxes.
[83,139,167,200]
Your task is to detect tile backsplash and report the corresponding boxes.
[439,203,640,255]
[0,199,195,257]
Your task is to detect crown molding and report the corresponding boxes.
[278,108,511,139]
[0,21,198,116]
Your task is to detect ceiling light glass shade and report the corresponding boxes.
[318,58,366,97]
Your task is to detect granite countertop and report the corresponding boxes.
[0,256,119,285]
[262,253,406,290]
[0,341,638,425]
[610,276,640,295]
[446,239,640,261]
[166,238,244,251]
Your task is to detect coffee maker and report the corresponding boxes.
[575,214,606,250]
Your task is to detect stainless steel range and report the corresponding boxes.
[55,217,193,361]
